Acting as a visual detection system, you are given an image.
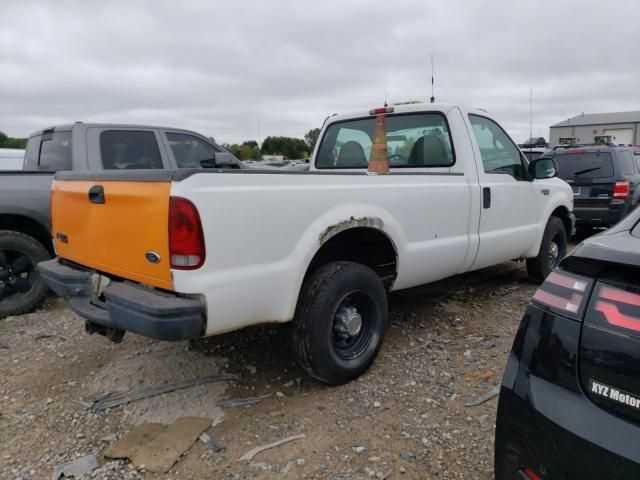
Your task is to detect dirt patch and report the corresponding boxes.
[1,261,535,479]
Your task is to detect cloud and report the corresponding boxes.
[1,0,638,143]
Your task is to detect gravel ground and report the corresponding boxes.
[1,260,539,480]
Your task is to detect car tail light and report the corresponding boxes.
[369,106,394,115]
[519,468,542,480]
[594,284,640,333]
[532,270,593,318]
[169,197,205,269]
[613,181,630,199]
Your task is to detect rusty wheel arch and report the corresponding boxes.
[307,218,398,290]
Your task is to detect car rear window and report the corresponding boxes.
[555,152,614,179]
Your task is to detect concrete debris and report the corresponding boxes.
[281,460,294,474]
[237,434,306,462]
[400,450,415,461]
[199,432,225,453]
[104,417,211,473]
[217,393,271,408]
[100,433,118,443]
[0,340,9,349]
[465,385,500,407]
[51,454,99,480]
[88,373,237,412]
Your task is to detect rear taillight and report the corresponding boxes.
[594,284,640,333]
[169,197,205,269]
[613,180,630,199]
[532,270,593,318]
[519,468,542,480]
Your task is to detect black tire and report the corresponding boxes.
[0,230,51,319]
[292,261,388,385]
[526,217,567,284]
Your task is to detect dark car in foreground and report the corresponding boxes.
[546,145,640,229]
[495,206,640,479]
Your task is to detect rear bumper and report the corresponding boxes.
[38,258,205,341]
[496,386,640,479]
[574,201,627,226]
[495,303,640,478]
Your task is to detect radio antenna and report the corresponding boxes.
[529,88,533,155]
[384,89,388,107]
[430,52,435,103]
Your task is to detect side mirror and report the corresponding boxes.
[529,157,557,180]
[214,152,242,169]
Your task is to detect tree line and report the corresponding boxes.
[224,128,321,161]
[0,132,27,149]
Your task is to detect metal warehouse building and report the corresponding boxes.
[549,111,640,147]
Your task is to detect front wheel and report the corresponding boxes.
[526,217,567,283]
[292,261,388,385]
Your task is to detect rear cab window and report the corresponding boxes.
[554,151,614,180]
[165,132,220,168]
[315,113,455,169]
[100,130,163,170]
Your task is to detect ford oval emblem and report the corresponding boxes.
[145,251,161,264]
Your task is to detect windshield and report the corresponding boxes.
[555,152,614,179]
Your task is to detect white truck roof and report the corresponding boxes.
[326,102,487,124]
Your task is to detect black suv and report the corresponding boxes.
[495,206,640,479]
[545,146,640,229]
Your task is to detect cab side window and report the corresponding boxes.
[166,132,220,168]
[469,115,526,180]
[100,130,163,170]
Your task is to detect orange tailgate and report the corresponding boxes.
[51,179,173,290]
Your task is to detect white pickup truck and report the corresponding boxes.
[39,102,574,384]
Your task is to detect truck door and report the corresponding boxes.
[467,114,541,270]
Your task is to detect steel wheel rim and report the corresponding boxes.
[548,237,561,268]
[331,290,375,360]
[0,249,37,302]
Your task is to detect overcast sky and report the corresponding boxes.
[1,0,638,144]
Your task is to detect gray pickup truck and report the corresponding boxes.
[0,123,240,318]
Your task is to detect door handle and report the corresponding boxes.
[482,187,491,209]
[88,185,105,204]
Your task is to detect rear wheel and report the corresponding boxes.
[292,261,388,385]
[0,230,51,319]
[526,217,567,283]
